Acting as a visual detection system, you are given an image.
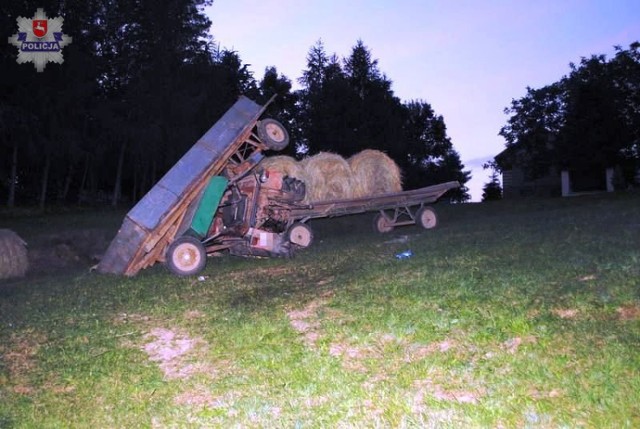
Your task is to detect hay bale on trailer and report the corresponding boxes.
[259,156,308,183]
[348,149,402,198]
[301,152,356,203]
[0,229,29,280]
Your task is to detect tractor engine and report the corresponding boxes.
[208,168,306,258]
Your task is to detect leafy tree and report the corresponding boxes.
[401,100,470,200]
[557,55,631,173]
[499,83,565,179]
[611,42,640,144]
[402,101,451,167]
[498,42,640,185]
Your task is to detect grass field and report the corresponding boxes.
[1,192,639,428]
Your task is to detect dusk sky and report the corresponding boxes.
[205,0,640,201]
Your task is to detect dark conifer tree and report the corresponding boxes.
[482,171,503,201]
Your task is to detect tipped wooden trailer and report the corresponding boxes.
[98,96,459,277]
[97,96,290,276]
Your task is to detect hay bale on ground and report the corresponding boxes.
[301,152,356,202]
[259,156,308,183]
[0,229,29,280]
[348,149,402,198]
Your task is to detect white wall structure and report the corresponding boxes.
[561,170,571,197]
[606,168,614,192]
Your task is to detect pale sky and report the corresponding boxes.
[205,0,640,201]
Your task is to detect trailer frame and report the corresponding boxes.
[283,180,458,229]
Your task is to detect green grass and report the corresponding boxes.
[1,192,639,428]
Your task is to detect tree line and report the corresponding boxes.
[494,42,640,187]
[1,0,471,209]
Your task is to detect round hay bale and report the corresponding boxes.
[301,152,356,202]
[348,149,402,198]
[0,229,29,280]
[259,155,308,183]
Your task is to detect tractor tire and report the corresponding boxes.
[287,222,313,248]
[165,236,207,277]
[257,118,289,151]
[0,229,29,280]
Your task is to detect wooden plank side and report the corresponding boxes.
[127,98,264,232]
[97,218,148,274]
[126,216,183,276]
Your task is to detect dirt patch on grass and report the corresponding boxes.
[529,387,564,400]
[116,312,221,380]
[403,339,457,363]
[616,304,640,320]
[502,336,537,354]
[552,308,580,319]
[286,292,335,348]
[174,386,239,409]
[286,294,464,382]
[328,342,381,373]
[413,379,484,408]
[114,312,247,421]
[142,327,214,380]
[287,296,462,375]
[2,329,47,394]
[3,330,46,378]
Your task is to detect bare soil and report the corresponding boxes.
[25,228,112,275]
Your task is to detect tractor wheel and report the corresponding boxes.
[165,236,207,276]
[0,229,28,280]
[287,222,313,248]
[257,119,289,151]
[373,213,394,233]
[416,206,438,229]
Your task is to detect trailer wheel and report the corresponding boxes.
[257,118,289,151]
[165,236,207,276]
[373,213,394,233]
[287,222,313,248]
[416,206,438,230]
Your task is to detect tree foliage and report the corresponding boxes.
[482,171,502,202]
[1,6,471,207]
[498,42,640,184]
[1,0,249,207]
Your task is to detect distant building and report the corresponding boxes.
[494,147,619,198]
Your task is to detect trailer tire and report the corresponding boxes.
[287,222,313,248]
[165,236,207,276]
[373,213,394,233]
[416,206,438,230]
[257,119,289,151]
